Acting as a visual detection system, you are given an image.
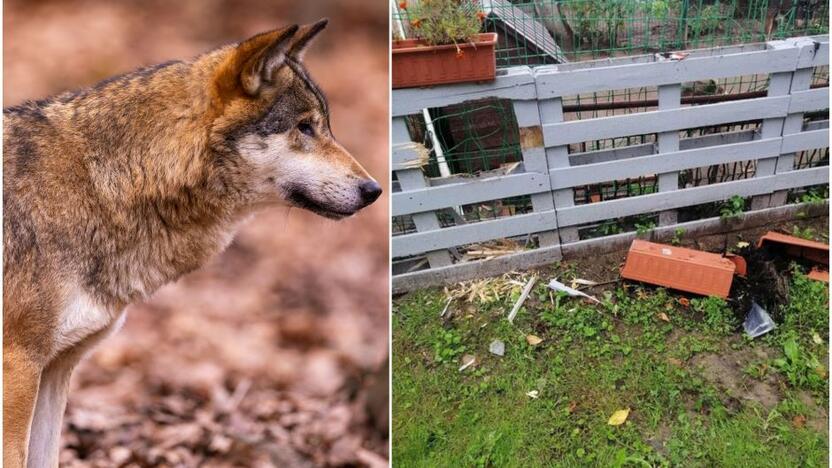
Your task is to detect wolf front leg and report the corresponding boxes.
[27,356,77,468]
[27,315,125,468]
[3,346,43,468]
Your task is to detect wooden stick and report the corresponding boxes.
[508,275,537,323]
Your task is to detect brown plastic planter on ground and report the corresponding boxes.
[620,240,742,298]
[392,33,497,89]
[757,231,829,265]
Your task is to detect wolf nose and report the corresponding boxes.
[359,180,382,206]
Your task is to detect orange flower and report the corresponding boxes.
[410,18,421,28]
[678,297,690,307]
[455,49,464,59]
[477,11,486,21]
[399,1,407,9]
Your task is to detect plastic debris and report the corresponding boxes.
[526,390,539,399]
[489,340,505,356]
[548,279,601,304]
[743,302,776,338]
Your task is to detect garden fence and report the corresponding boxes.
[393,0,829,65]
[391,36,830,291]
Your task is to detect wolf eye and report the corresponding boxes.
[297,122,315,137]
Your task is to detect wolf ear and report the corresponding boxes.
[236,24,299,96]
[287,18,328,61]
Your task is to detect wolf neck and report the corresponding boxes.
[64,57,248,307]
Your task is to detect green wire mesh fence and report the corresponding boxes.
[393,0,829,66]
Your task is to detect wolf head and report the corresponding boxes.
[209,20,381,220]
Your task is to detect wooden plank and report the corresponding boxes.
[781,128,830,153]
[751,71,795,209]
[393,201,829,292]
[392,244,563,293]
[550,138,782,189]
[536,46,799,98]
[391,142,426,171]
[542,96,790,147]
[392,67,536,117]
[513,99,560,247]
[657,83,681,226]
[549,42,770,73]
[537,93,579,244]
[392,116,453,267]
[772,65,817,206]
[392,172,547,216]
[789,87,829,114]
[568,128,761,166]
[555,167,828,227]
[392,210,559,258]
[796,37,830,68]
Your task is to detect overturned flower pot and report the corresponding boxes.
[757,231,829,265]
[392,33,497,89]
[621,240,745,298]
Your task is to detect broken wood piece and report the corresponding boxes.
[508,276,537,323]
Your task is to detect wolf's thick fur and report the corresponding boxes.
[3,20,380,467]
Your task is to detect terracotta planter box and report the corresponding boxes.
[757,231,829,265]
[392,33,497,89]
[621,240,744,298]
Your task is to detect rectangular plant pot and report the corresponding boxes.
[620,240,742,298]
[392,33,497,89]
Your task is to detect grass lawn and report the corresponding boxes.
[393,254,829,467]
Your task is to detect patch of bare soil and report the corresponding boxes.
[5,1,389,466]
[690,347,781,409]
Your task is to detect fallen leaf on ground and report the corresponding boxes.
[812,332,823,344]
[608,408,630,426]
[568,401,578,414]
[658,312,670,322]
[678,297,690,307]
[792,415,807,428]
[526,335,544,346]
[736,241,750,249]
[667,358,683,367]
[526,390,539,399]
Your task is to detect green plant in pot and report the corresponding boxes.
[393,0,497,89]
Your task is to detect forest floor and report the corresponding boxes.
[5,1,389,466]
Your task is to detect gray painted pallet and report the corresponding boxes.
[391,36,830,282]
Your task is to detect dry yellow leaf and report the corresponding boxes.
[608,408,630,426]
[658,312,670,322]
[526,334,544,346]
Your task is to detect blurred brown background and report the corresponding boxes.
[4,0,389,466]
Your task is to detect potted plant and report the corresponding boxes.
[393,0,497,89]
